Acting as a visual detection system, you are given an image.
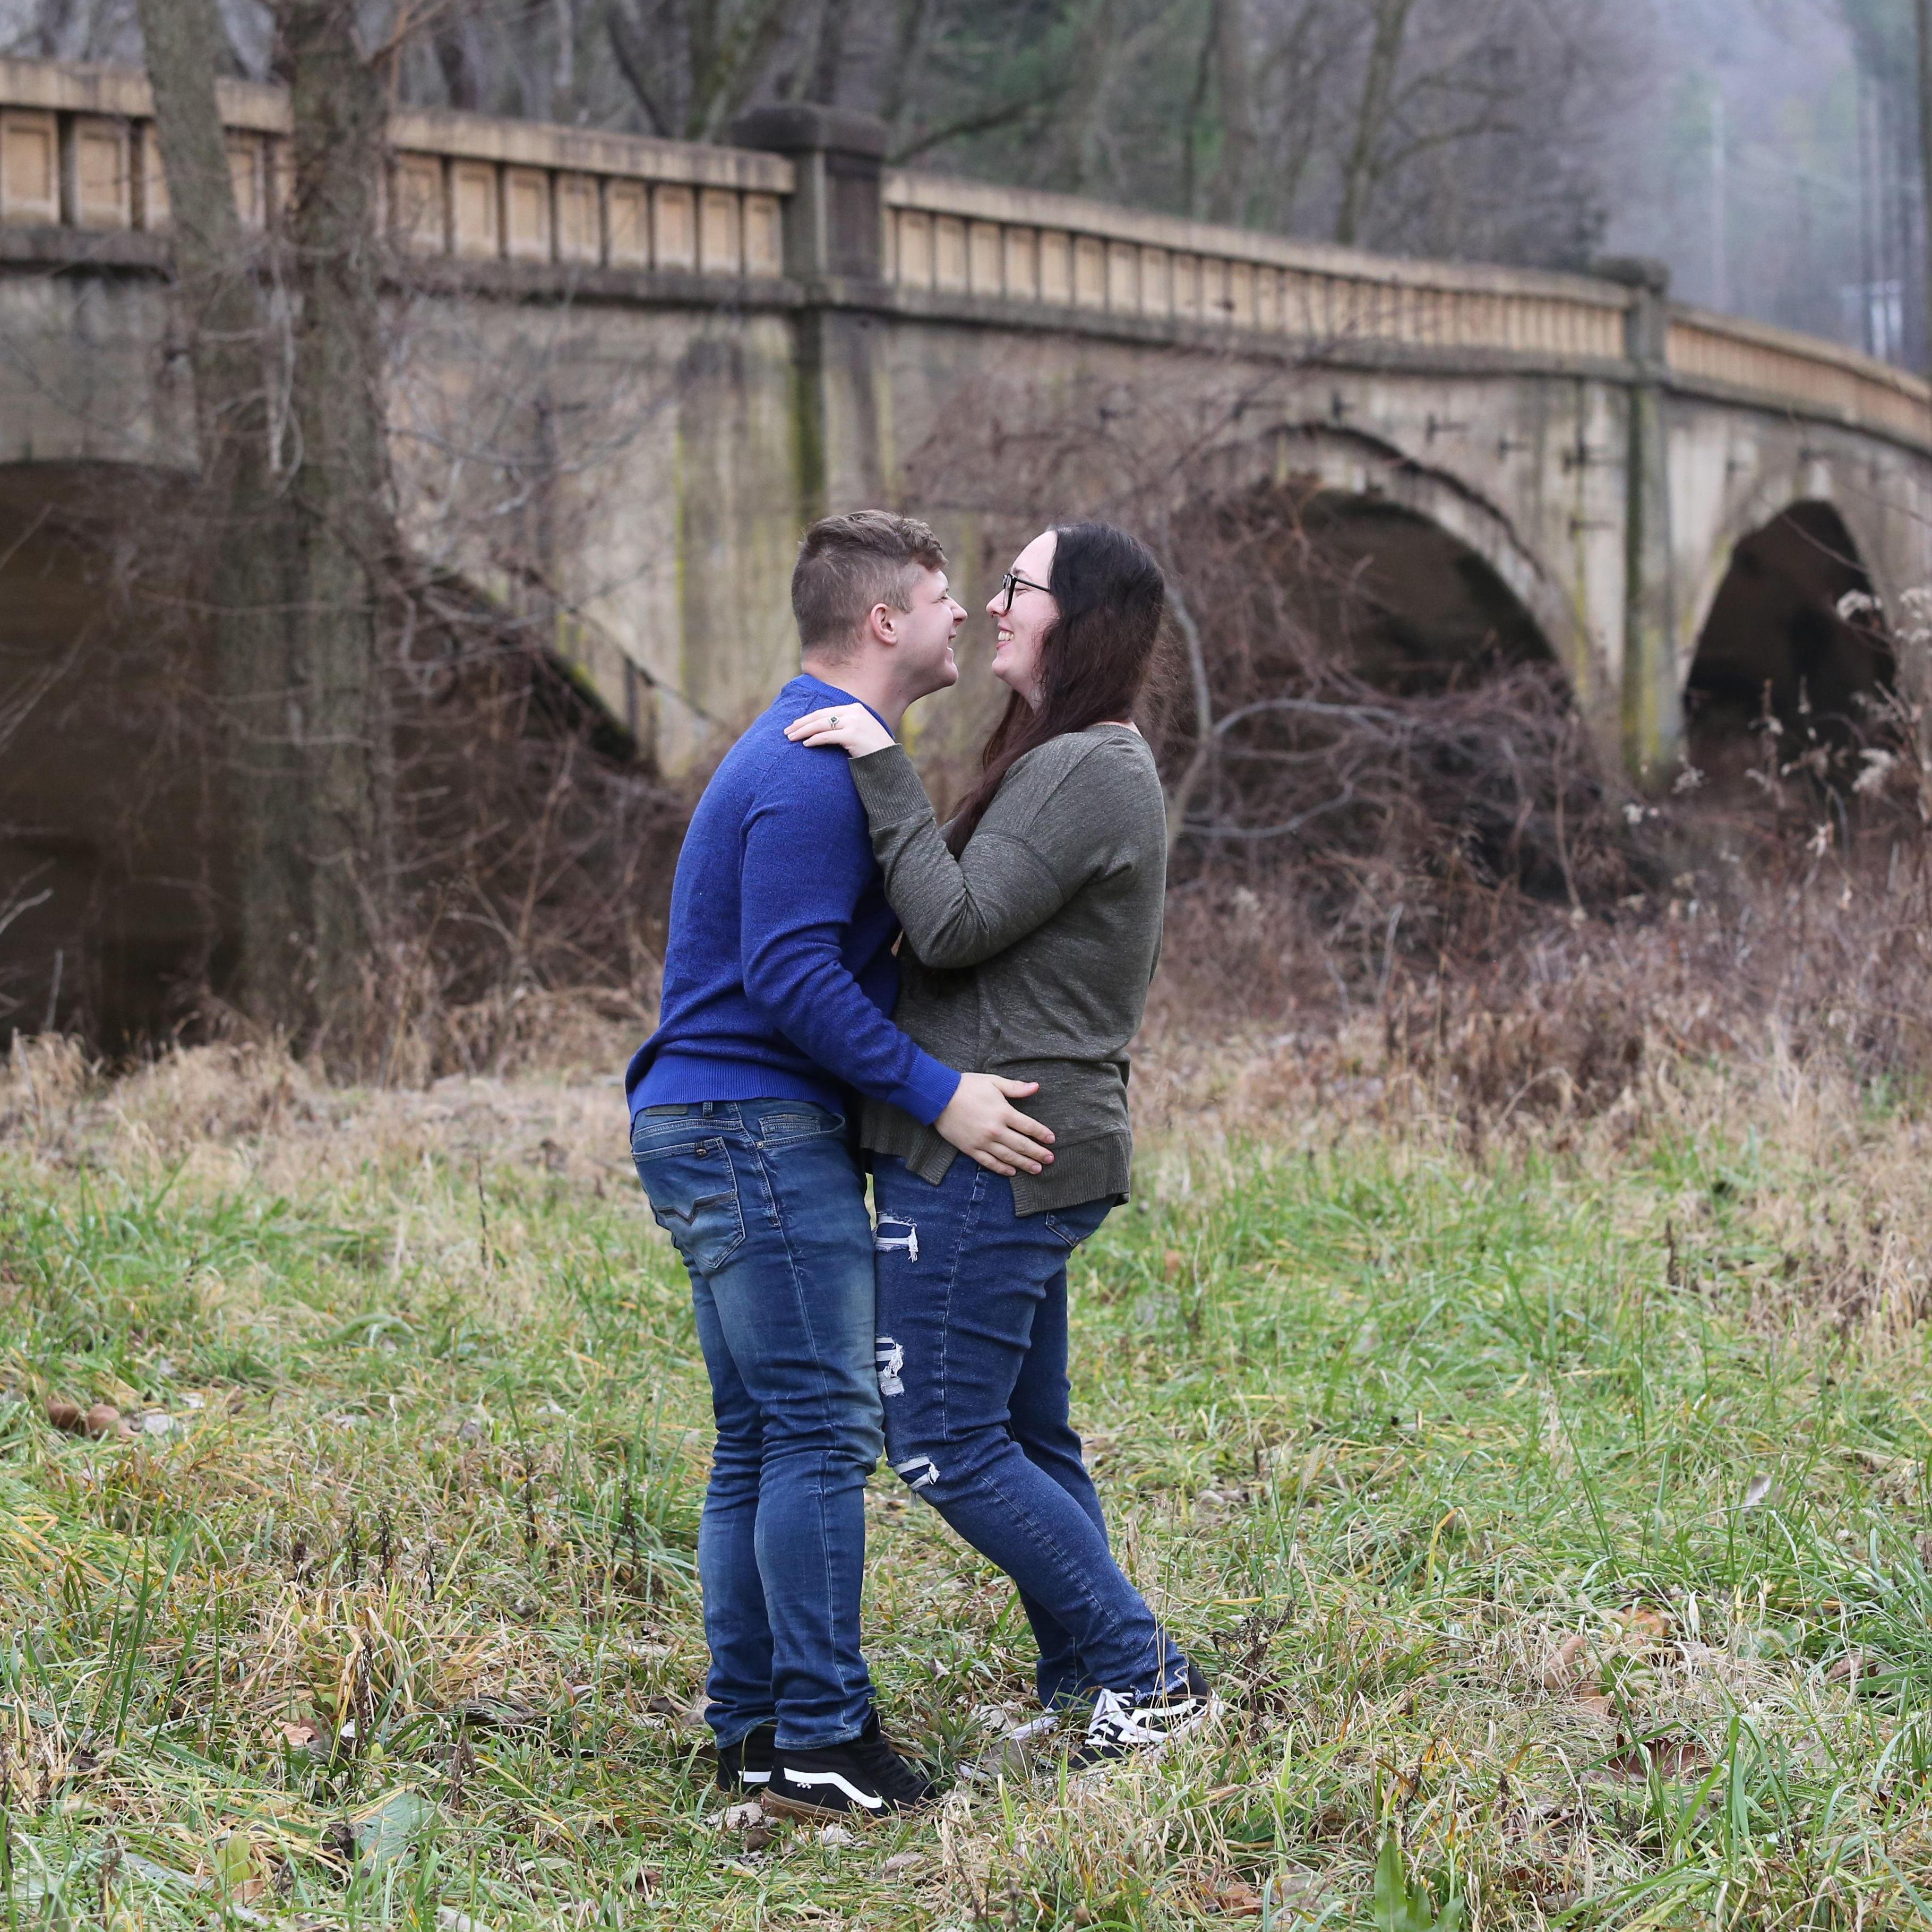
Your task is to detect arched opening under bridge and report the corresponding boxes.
[0,464,218,1049]
[1171,481,1613,911]
[1684,501,1894,793]
[1292,491,1555,692]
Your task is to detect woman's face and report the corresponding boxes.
[988,529,1057,708]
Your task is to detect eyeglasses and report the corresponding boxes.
[994,570,1053,614]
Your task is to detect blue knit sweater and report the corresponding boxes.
[625,674,961,1126]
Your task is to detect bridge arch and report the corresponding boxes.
[1682,496,1893,786]
[1236,425,1576,684]
[1200,424,1573,694]
[1680,456,1902,663]
[0,461,215,1046]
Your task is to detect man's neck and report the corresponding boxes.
[800,653,912,732]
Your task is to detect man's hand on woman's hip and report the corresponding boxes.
[934,1073,1055,1177]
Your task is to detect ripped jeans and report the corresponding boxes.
[871,1154,1188,1705]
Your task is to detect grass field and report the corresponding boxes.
[3,1033,1932,1930]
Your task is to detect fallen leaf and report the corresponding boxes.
[1496,1867,1577,1907]
[436,1911,491,1932]
[1574,1693,1614,1718]
[1543,1633,1588,1689]
[350,1788,437,1871]
[83,1402,123,1439]
[319,1819,356,1875]
[213,1830,268,1903]
[1827,1651,1879,1685]
[1163,1249,1186,1279]
[1605,1734,1708,1779]
[1742,1473,1773,1509]
[1204,1875,1265,1917]
[1620,1607,1670,1643]
[45,1397,83,1433]
[721,1802,764,1831]
[57,1742,106,1778]
[280,1722,319,1752]
[1267,1872,1321,1908]
[883,1851,926,1877]
[817,1824,857,1847]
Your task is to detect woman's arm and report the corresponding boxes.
[785,707,1124,969]
[853,745,1075,967]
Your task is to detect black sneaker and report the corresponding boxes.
[762,1712,937,1821]
[716,1722,776,1793]
[1069,1660,1222,1771]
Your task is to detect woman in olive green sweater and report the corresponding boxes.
[785,522,1215,1771]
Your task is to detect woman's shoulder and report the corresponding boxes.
[993,725,1162,828]
[1009,723,1154,780]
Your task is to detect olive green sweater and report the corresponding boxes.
[851,723,1166,1214]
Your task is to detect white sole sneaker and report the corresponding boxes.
[1071,1690,1226,1778]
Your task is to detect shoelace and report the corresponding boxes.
[1089,1687,1212,1746]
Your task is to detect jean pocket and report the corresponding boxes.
[758,1106,846,1146]
[1042,1201,1111,1250]
[634,1138,746,1275]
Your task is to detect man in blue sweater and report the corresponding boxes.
[625,512,1055,1819]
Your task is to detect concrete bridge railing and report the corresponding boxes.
[1,53,1925,454]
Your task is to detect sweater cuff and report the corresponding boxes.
[849,743,934,825]
[894,1049,960,1127]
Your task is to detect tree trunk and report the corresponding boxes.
[136,0,308,1036]
[278,0,396,1055]
[806,0,854,105]
[1918,0,1932,374]
[1203,0,1252,224]
[1335,0,1412,247]
[141,0,396,1059]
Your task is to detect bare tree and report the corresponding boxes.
[280,0,396,1042]
[135,0,305,1033]
[606,0,797,139]
[137,0,396,1053]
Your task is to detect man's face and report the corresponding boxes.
[891,567,967,698]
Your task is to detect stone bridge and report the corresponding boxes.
[0,55,1927,1031]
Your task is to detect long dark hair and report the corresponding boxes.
[946,522,1166,854]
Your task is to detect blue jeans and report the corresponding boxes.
[872,1155,1187,1704]
[631,1099,881,1750]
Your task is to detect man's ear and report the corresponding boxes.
[867,602,899,647]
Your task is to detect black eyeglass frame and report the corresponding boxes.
[994,569,1053,614]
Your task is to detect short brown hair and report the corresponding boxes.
[792,511,946,661]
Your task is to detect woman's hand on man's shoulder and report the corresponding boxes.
[785,706,895,759]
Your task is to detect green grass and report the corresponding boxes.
[4,1076,1932,1929]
